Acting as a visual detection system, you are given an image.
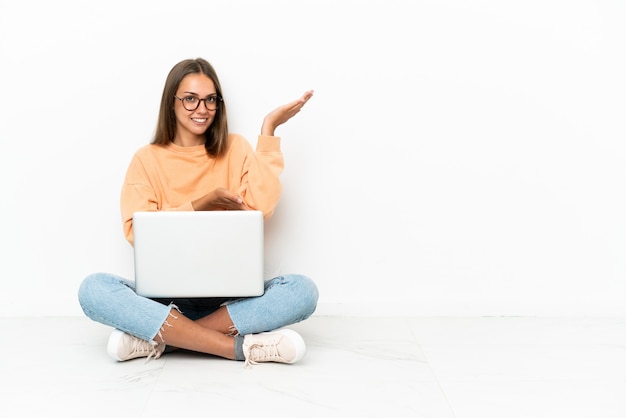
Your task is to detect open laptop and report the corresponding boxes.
[132,210,265,298]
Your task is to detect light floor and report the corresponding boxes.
[1,316,624,417]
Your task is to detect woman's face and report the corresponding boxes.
[173,73,218,145]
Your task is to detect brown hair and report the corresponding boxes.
[152,58,229,157]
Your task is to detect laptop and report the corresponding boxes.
[132,210,265,298]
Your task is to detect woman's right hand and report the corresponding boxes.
[192,187,247,211]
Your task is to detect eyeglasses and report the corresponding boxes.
[174,95,222,111]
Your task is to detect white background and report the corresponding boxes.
[0,0,624,317]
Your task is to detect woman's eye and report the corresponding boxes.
[184,96,197,103]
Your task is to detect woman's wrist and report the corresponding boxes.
[261,117,276,136]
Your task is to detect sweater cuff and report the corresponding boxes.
[256,135,281,152]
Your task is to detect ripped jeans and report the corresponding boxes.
[78,272,319,344]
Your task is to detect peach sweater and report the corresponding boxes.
[120,134,284,245]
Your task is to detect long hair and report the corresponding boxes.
[152,58,229,157]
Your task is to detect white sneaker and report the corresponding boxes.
[242,329,306,367]
[107,329,166,362]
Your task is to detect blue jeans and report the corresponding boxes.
[78,272,318,343]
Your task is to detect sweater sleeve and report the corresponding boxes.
[236,135,284,219]
[120,153,155,246]
[119,150,195,246]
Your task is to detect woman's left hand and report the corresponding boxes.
[261,90,314,136]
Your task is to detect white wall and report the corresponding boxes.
[1,0,624,317]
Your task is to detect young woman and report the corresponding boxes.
[78,58,318,366]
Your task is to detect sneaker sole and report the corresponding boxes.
[106,329,125,361]
[275,329,307,363]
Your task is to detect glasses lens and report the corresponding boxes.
[181,96,199,111]
[205,96,220,110]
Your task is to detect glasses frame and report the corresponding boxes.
[174,94,223,111]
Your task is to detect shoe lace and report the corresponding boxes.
[129,337,163,362]
[244,342,281,368]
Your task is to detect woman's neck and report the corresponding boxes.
[172,134,205,147]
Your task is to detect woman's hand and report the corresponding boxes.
[192,187,248,211]
[261,90,314,136]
